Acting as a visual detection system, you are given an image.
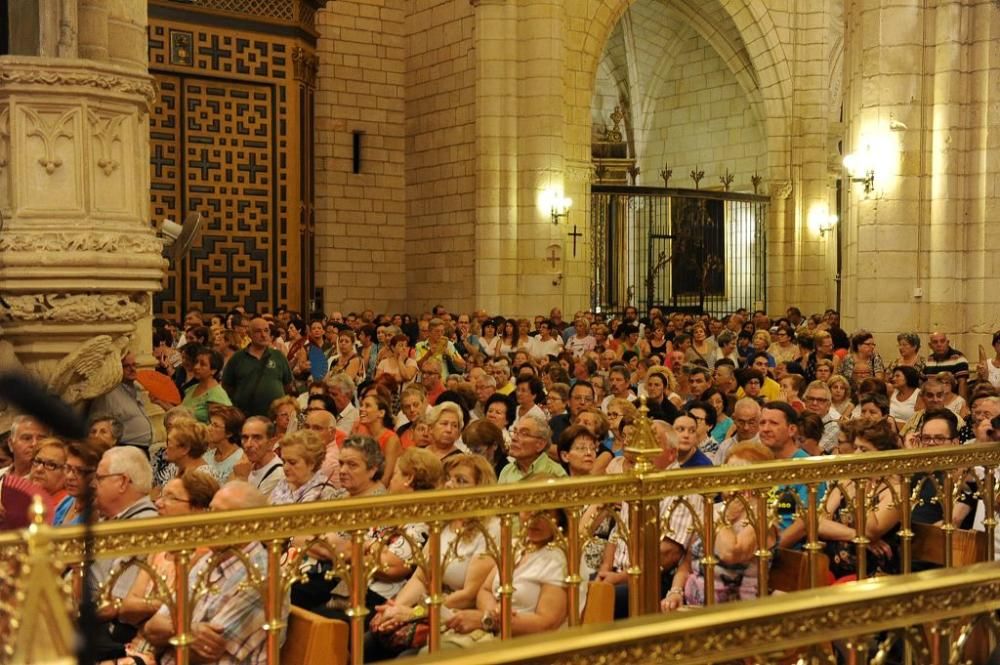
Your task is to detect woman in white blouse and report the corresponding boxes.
[366,454,499,659]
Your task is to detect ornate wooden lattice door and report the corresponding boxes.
[148,1,318,320]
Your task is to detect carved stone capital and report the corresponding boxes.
[0,56,156,106]
[0,231,162,255]
[769,180,793,200]
[0,293,150,324]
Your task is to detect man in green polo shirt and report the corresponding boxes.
[498,414,568,484]
[222,316,294,417]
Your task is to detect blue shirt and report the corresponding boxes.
[681,449,714,468]
[307,343,328,382]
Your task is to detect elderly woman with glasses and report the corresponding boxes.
[840,330,885,387]
[28,438,69,506]
[768,327,800,364]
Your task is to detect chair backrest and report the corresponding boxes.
[280,605,348,665]
[581,580,615,625]
[911,521,986,567]
[769,548,831,593]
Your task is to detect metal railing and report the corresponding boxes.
[403,561,1000,665]
[591,185,769,317]
[2,416,999,663]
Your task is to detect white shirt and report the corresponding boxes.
[528,336,563,362]
[248,456,285,499]
[335,402,359,435]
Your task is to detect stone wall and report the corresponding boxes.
[404,0,477,313]
[638,29,767,192]
[314,0,407,315]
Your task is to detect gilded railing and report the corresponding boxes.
[401,560,1000,665]
[2,437,1000,664]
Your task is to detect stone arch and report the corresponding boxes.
[571,0,792,180]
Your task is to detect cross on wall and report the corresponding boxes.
[546,246,560,269]
[568,225,582,257]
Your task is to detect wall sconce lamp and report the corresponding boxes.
[550,195,572,225]
[819,214,838,237]
[843,152,875,195]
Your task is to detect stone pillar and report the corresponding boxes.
[0,0,162,417]
[841,0,997,350]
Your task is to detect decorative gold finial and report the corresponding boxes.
[626,396,662,474]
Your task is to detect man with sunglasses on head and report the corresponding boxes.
[88,351,154,452]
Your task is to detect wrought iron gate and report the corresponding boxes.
[591,185,768,318]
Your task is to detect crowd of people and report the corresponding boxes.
[3,302,1000,663]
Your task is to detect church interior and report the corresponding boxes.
[2,0,1000,663]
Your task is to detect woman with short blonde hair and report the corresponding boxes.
[269,430,343,505]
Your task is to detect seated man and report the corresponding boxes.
[498,415,567,483]
[145,481,287,664]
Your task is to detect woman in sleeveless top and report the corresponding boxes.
[889,366,923,423]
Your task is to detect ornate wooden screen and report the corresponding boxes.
[148,0,319,320]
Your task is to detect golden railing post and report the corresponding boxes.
[498,514,515,640]
[804,484,821,588]
[853,478,869,580]
[625,396,663,616]
[942,474,955,568]
[754,491,771,596]
[426,522,443,653]
[701,494,716,607]
[10,496,76,663]
[170,549,193,665]
[264,539,284,665]
[984,467,996,561]
[349,531,368,665]
[565,507,582,626]
[900,475,913,575]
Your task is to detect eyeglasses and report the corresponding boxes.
[65,464,95,477]
[919,434,955,446]
[606,412,623,419]
[570,444,598,454]
[158,494,191,504]
[31,458,65,472]
[512,429,543,440]
[804,396,830,403]
[94,472,127,483]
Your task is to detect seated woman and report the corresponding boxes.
[180,346,231,423]
[112,473,219,665]
[662,441,776,611]
[270,430,345,505]
[53,440,101,526]
[366,454,498,660]
[430,490,569,649]
[161,418,218,484]
[355,392,402,483]
[304,443,441,627]
[29,438,69,507]
[461,419,508,477]
[269,395,300,446]
[425,401,466,461]
[203,404,246,483]
[820,420,902,581]
[576,407,615,474]
[557,424,597,477]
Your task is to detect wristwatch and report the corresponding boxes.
[410,603,427,620]
[480,610,497,633]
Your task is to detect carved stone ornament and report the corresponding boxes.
[0,293,150,323]
[769,180,793,200]
[0,231,162,254]
[88,110,125,176]
[0,69,156,104]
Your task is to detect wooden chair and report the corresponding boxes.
[911,522,990,662]
[910,521,987,567]
[581,580,615,625]
[769,548,831,594]
[280,605,348,665]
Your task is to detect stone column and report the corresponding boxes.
[0,0,163,418]
[841,0,997,350]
